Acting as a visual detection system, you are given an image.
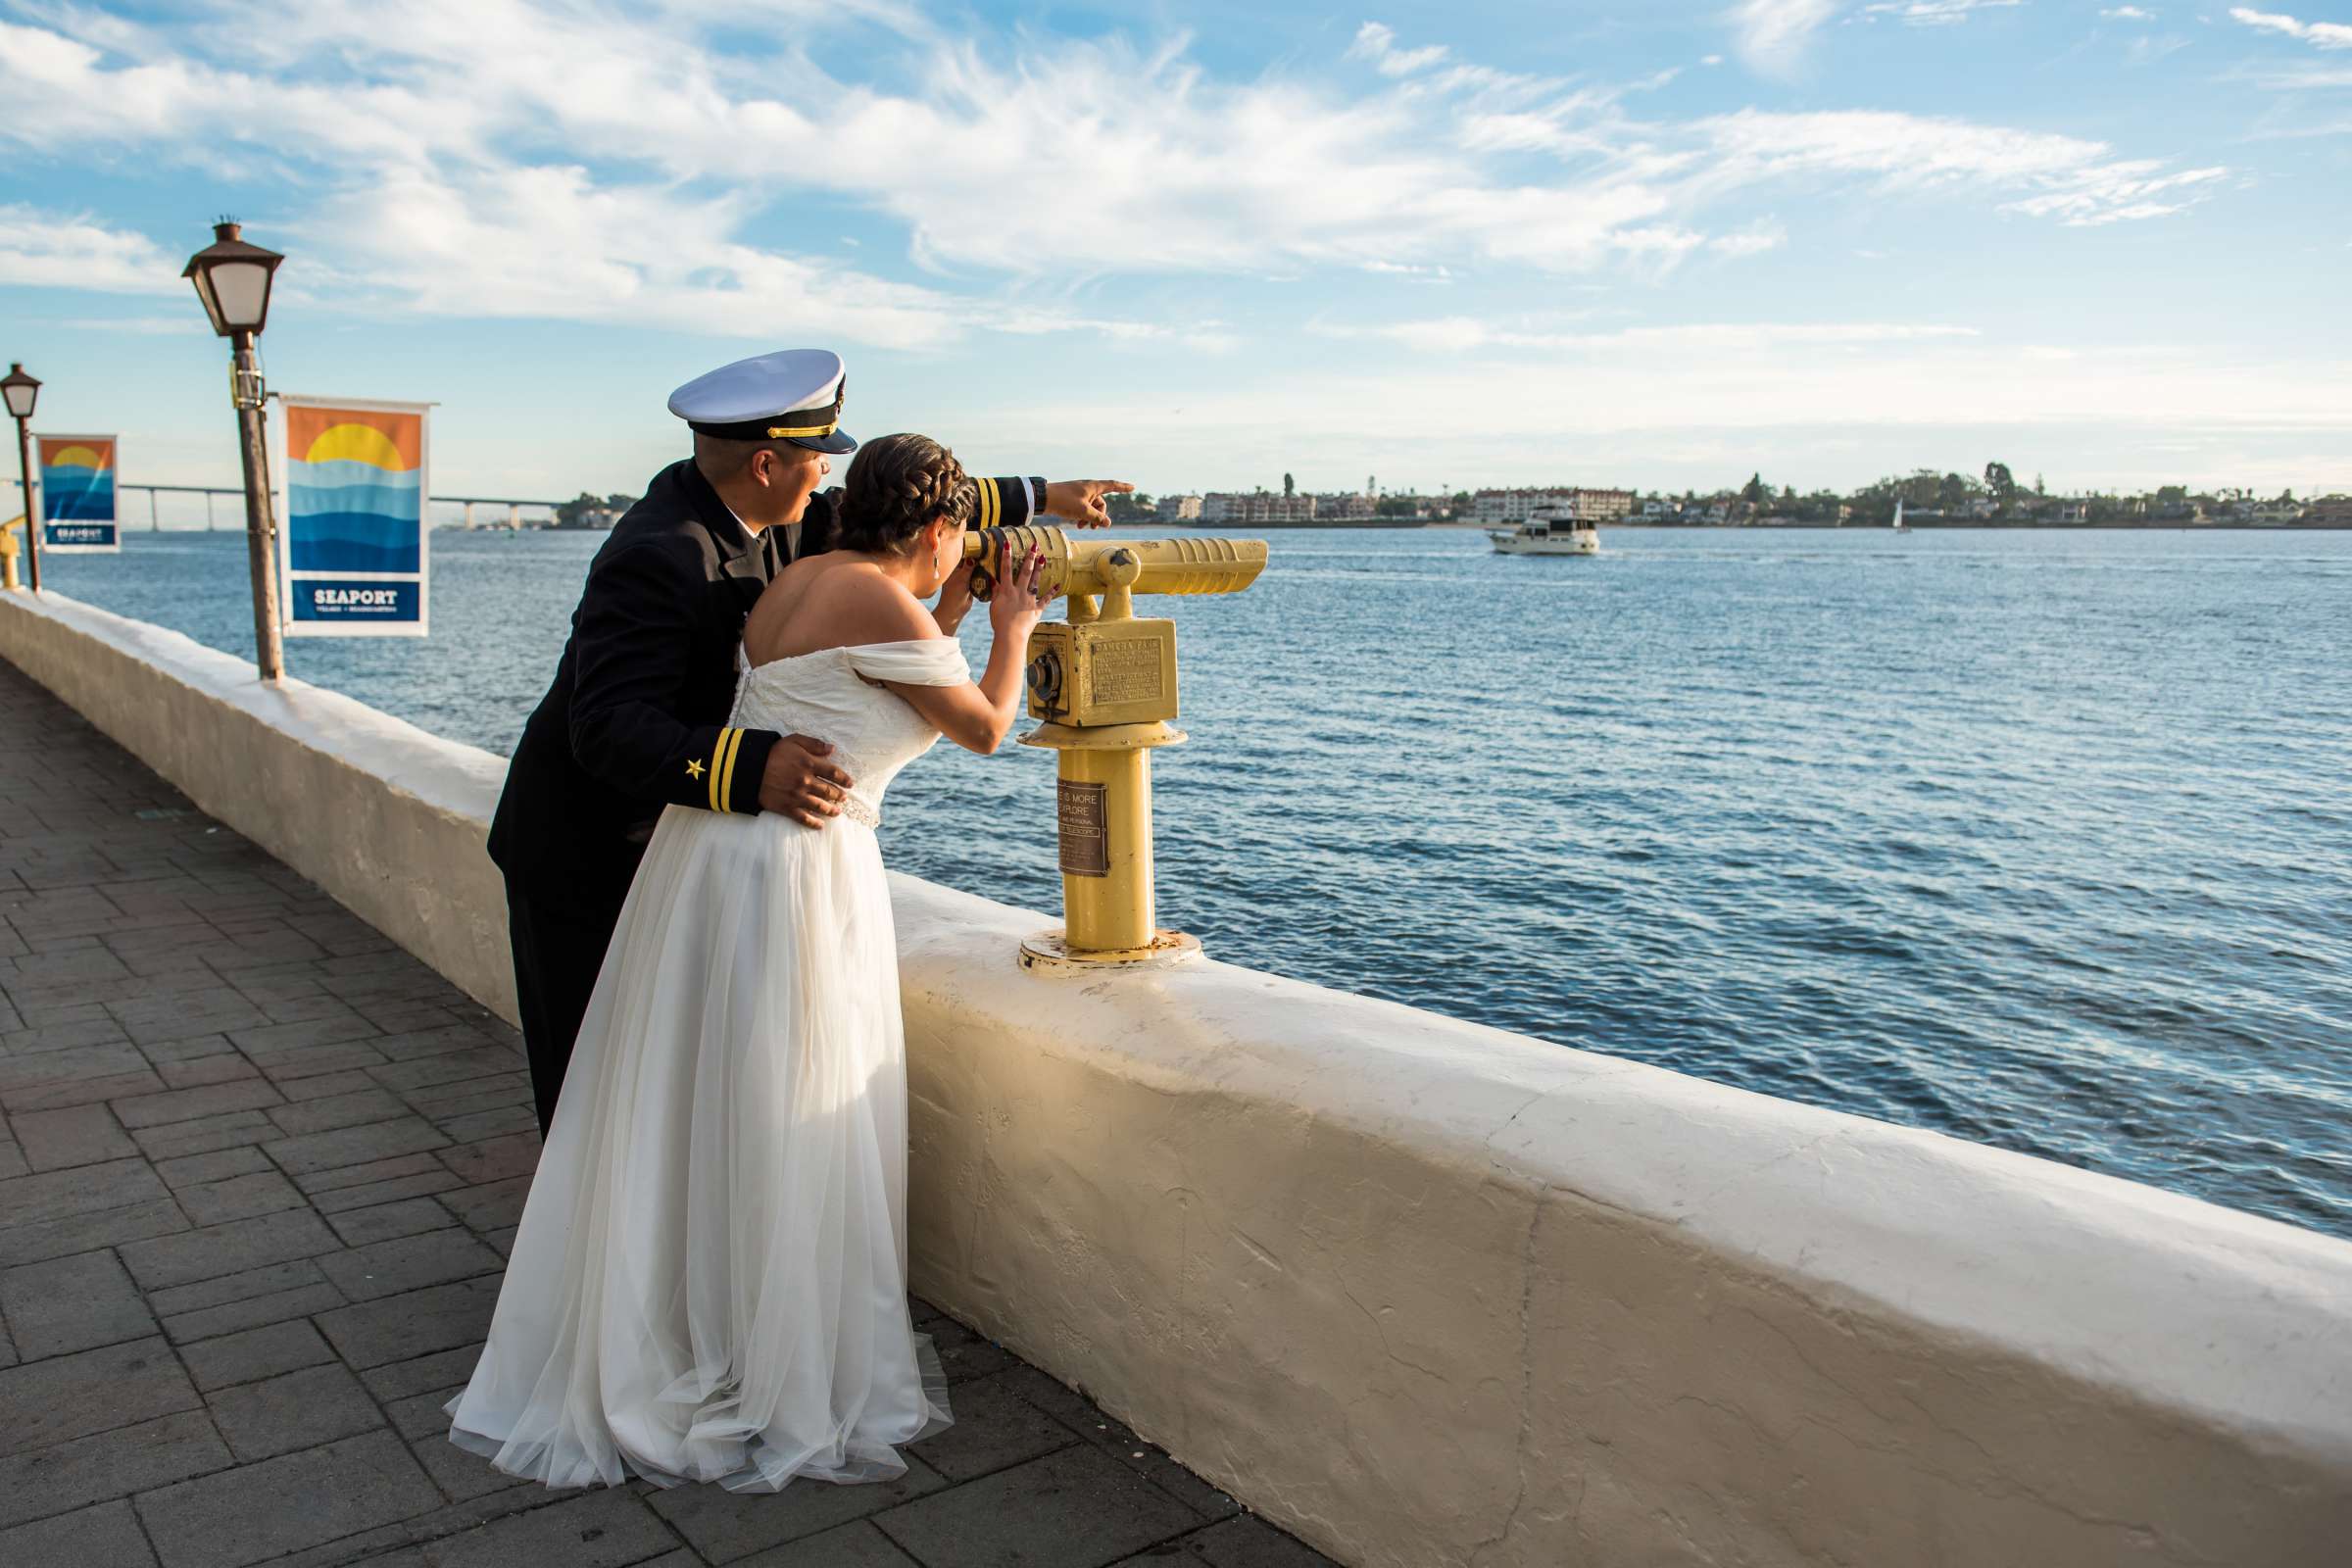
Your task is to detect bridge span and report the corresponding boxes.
[8,478,570,531]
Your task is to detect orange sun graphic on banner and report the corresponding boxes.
[284,405,422,471]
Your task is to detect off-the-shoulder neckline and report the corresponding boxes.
[739,636,960,677]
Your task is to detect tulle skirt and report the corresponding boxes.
[446,806,952,1492]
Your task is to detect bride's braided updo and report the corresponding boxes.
[833,433,976,554]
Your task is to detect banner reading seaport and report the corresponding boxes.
[275,396,430,637]
[36,434,121,552]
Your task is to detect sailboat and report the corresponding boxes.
[1891,499,1910,534]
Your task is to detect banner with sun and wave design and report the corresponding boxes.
[278,397,430,637]
[37,435,121,553]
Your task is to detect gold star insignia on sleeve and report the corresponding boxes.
[685,759,706,780]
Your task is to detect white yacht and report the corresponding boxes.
[1891,499,1910,533]
[1489,508,1599,556]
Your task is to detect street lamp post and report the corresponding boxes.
[2,364,40,593]
[182,220,286,682]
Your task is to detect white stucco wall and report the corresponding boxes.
[4,587,2349,1567]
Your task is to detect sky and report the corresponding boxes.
[1,0,2348,503]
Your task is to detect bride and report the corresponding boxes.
[447,433,1049,1492]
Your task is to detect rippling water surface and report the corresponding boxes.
[51,525,2352,1238]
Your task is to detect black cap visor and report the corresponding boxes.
[781,427,857,455]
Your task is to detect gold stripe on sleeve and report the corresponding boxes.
[716,726,745,814]
[708,729,733,812]
[981,476,999,530]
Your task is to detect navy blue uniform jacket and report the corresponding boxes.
[488,458,1040,905]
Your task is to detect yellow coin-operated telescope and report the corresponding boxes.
[963,525,1268,971]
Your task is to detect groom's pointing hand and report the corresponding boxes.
[760,736,855,829]
[1042,480,1135,529]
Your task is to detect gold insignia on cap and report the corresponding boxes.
[764,379,845,439]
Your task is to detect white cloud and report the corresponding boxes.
[2002,164,2228,223]
[1709,220,1789,257]
[1694,110,2230,223]
[0,5,2240,349]
[4,10,1701,288]
[1349,22,1449,76]
[1863,0,2023,26]
[57,317,205,335]
[2101,6,2156,18]
[1438,93,2226,243]
[1730,0,1843,77]
[0,205,181,293]
[2229,61,2352,87]
[2230,9,2352,49]
[2125,33,2191,64]
[0,10,1182,348]
[306,166,975,349]
[1700,109,2094,183]
[298,162,1244,352]
[1316,318,1982,354]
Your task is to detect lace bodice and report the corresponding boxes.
[728,638,971,827]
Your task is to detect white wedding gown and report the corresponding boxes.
[447,637,970,1492]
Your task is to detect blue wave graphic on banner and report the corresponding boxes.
[287,513,422,573]
[290,472,420,520]
[288,458,423,573]
[42,464,115,521]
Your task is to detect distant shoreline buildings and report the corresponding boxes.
[498,472,2352,532]
[1464,488,1635,525]
[1114,470,2352,532]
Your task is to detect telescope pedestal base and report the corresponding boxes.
[1018,927,1202,976]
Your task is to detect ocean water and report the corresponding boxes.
[44,524,2352,1240]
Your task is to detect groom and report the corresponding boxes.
[490,348,1130,1137]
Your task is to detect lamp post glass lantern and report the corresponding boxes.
[1,364,37,421]
[184,220,288,680]
[182,221,283,342]
[3,363,40,593]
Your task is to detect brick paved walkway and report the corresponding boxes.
[0,658,1334,1568]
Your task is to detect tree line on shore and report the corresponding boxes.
[1716,465,2312,526]
[546,465,2328,532]
[1098,464,2324,526]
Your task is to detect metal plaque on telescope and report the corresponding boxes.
[1056,779,1108,878]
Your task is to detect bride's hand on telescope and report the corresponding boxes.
[988,543,1050,634]
[1043,479,1134,528]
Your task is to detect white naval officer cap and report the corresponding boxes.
[666,348,855,455]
